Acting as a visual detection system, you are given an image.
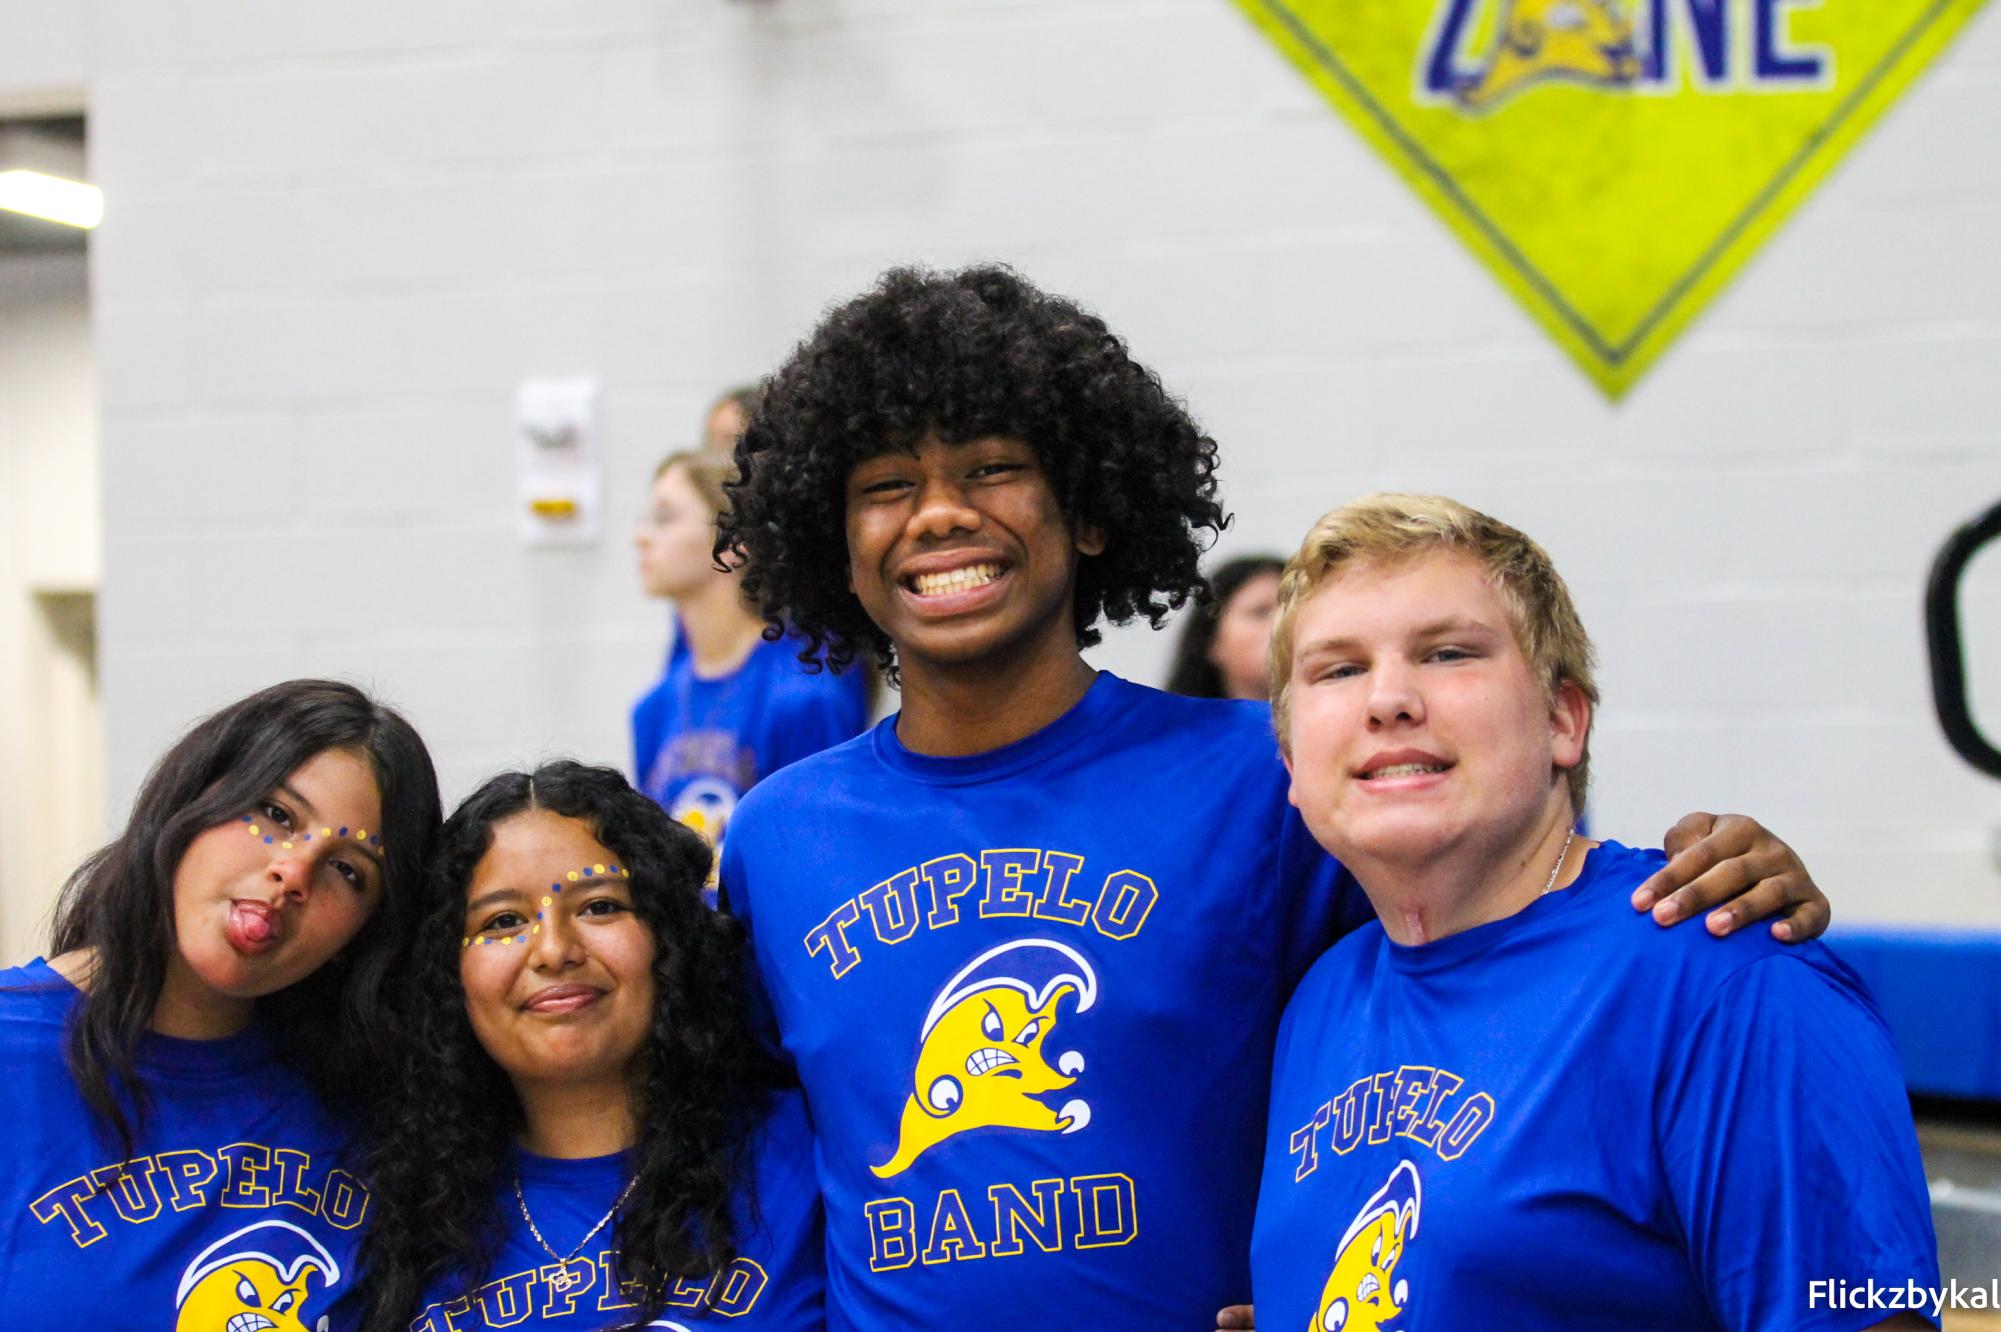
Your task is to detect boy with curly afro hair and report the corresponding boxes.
[713,264,1830,1331]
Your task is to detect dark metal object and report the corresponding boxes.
[1926,499,2001,780]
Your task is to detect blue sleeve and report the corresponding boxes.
[1274,804,1373,993]
[760,673,869,779]
[719,809,792,1073]
[1655,954,1941,1331]
[632,682,668,785]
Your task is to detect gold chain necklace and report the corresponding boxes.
[512,1167,639,1291]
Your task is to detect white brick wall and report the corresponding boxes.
[8,0,1998,925]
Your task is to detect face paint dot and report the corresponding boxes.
[567,871,579,882]
[321,827,332,838]
[247,825,261,837]
[356,830,368,841]
[263,836,274,845]
[515,934,527,944]
[541,896,553,907]
[531,925,541,935]
[502,936,513,945]
[281,841,293,850]
[461,937,470,948]
[301,834,312,842]
[242,815,252,823]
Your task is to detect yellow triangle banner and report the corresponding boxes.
[1232,0,1990,396]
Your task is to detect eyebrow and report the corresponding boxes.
[465,887,525,914]
[1296,615,1497,658]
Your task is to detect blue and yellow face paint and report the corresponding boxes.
[461,863,629,948]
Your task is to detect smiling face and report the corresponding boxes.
[459,809,656,1090]
[844,434,1105,677]
[1282,551,1586,877]
[635,464,723,601]
[167,747,385,1009]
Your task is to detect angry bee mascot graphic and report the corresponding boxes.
[174,1219,342,1332]
[1312,1161,1422,1331]
[872,938,1098,1178]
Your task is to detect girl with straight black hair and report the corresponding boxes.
[359,760,823,1332]
[0,678,441,1329]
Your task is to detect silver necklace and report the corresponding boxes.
[513,1167,639,1290]
[1540,828,1577,896]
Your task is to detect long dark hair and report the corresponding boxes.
[1164,555,1285,699]
[45,678,441,1157]
[359,761,757,1332]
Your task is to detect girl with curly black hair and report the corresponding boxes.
[710,263,1834,1330]
[358,761,822,1332]
[0,678,441,1328]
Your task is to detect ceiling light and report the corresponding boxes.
[0,170,102,229]
[0,124,100,230]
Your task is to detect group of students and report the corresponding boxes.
[1,263,1939,1330]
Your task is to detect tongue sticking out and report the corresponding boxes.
[228,903,277,951]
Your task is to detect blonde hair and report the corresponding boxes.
[653,449,734,517]
[1269,493,1599,811]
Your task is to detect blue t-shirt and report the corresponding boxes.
[1251,840,1941,1332]
[633,632,869,857]
[409,1090,824,1330]
[719,673,1370,1329]
[0,959,369,1330]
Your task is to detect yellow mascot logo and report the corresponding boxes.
[872,938,1098,1179]
[1311,1160,1422,1332]
[175,1219,340,1332]
[1453,0,1640,109]
[1231,0,1991,395]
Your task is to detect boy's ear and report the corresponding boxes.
[1549,678,1591,770]
[1076,523,1107,557]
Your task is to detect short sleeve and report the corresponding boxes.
[718,805,791,1072]
[1655,954,1941,1331]
[762,674,868,779]
[1272,805,1374,993]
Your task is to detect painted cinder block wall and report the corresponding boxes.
[12,0,2000,926]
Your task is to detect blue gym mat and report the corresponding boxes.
[1828,926,2001,1102]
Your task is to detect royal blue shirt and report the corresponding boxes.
[720,673,1370,1329]
[409,1090,825,1330]
[0,959,369,1330]
[1251,840,1940,1331]
[633,632,869,857]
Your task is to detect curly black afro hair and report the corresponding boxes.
[717,264,1228,677]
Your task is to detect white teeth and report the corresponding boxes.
[911,563,1002,597]
[1367,763,1447,779]
[965,1047,1018,1076]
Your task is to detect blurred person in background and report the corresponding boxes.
[1165,554,1285,700]
[702,383,762,456]
[0,679,441,1328]
[632,449,869,867]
